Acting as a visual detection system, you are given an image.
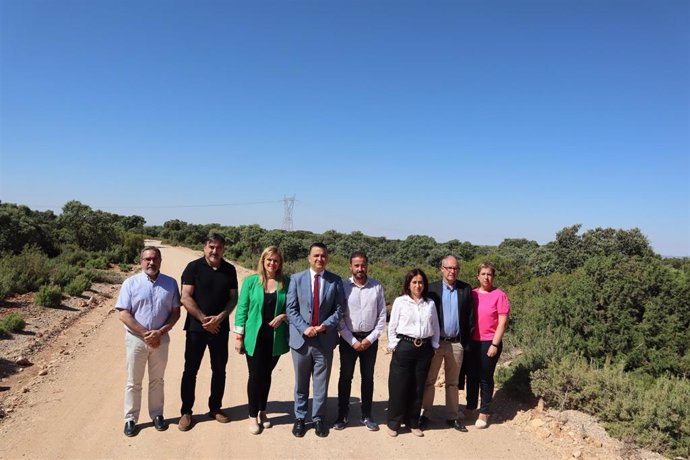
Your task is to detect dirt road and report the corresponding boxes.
[0,242,559,459]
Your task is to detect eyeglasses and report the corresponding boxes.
[442,266,459,271]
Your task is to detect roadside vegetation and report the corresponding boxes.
[0,200,143,304]
[2,201,688,456]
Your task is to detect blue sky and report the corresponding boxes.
[1,0,688,256]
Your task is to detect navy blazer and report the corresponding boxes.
[427,279,474,347]
[286,269,344,351]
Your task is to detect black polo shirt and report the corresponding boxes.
[181,257,238,333]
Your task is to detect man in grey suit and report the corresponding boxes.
[420,255,474,432]
[286,243,345,438]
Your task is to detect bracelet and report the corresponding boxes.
[491,343,499,347]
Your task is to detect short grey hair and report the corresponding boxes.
[141,246,162,259]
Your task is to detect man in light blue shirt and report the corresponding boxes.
[116,246,181,437]
[420,255,474,432]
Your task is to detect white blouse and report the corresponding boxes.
[387,295,440,350]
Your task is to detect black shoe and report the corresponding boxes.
[446,419,468,432]
[292,419,306,438]
[418,415,430,430]
[361,417,380,431]
[124,420,137,437]
[333,416,348,430]
[153,415,168,431]
[315,420,329,438]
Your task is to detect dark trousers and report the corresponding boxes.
[458,353,468,392]
[180,330,229,415]
[337,337,378,419]
[465,340,502,414]
[386,340,433,430]
[245,336,280,417]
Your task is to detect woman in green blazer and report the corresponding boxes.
[234,246,290,434]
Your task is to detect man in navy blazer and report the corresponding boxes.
[286,243,344,438]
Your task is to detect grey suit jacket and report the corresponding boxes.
[286,269,344,351]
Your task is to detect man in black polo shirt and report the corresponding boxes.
[178,233,238,431]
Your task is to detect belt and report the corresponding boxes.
[396,334,429,347]
[353,330,373,340]
[440,336,460,343]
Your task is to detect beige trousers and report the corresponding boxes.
[421,340,464,420]
[124,332,170,423]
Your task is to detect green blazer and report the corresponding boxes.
[234,274,290,356]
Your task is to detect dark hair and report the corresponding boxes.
[205,233,226,246]
[402,268,429,300]
[349,251,368,263]
[141,246,162,259]
[309,242,328,255]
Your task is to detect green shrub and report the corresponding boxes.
[531,354,690,457]
[0,247,52,298]
[56,245,90,267]
[65,274,91,296]
[118,262,131,273]
[50,263,80,287]
[81,269,95,282]
[35,284,62,307]
[85,268,118,284]
[0,312,26,335]
[85,255,110,270]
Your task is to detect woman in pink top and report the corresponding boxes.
[466,262,509,429]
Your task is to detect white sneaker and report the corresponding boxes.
[248,417,261,435]
[259,411,272,429]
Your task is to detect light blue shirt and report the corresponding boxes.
[441,281,460,338]
[116,271,181,333]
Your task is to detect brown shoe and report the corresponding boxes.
[208,410,230,423]
[178,413,193,431]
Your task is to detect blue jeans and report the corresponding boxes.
[465,340,502,415]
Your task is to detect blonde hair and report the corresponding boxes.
[257,246,285,288]
[476,262,496,276]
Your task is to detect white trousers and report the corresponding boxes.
[124,332,170,422]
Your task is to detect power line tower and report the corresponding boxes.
[282,195,295,231]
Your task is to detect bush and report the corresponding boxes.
[56,245,90,267]
[65,274,91,296]
[531,354,690,457]
[0,247,52,298]
[0,312,26,335]
[118,263,131,273]
[51,263,80,287]
[35,284,62,307]
[85,255,110,270]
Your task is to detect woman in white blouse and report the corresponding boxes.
[386,268,440,438]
